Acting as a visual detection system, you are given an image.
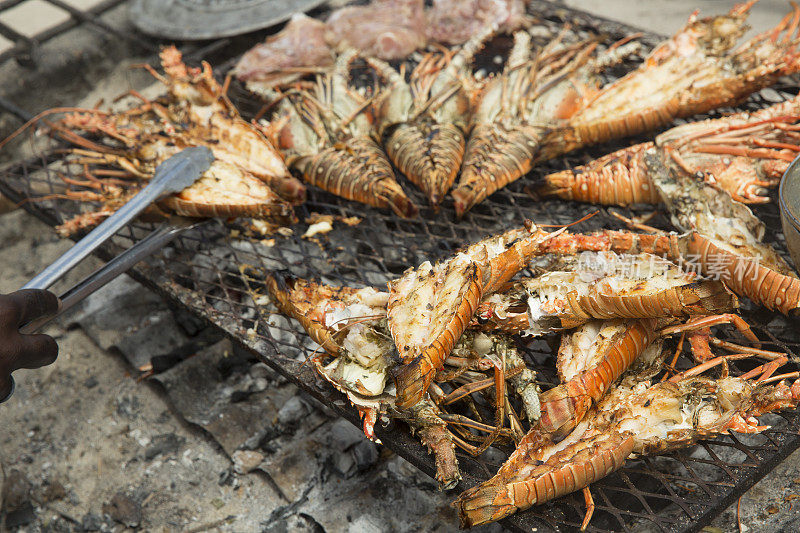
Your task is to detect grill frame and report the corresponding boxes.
[0,0,155,67]
[3,2,800,532]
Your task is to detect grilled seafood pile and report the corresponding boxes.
[245,5,800,503]
[368,25,495,206]
[452,1,800,214]
[262,215,796,528]
[539,94,800,206]
[457,340,800,528]
[243,2,800,217]
[535,94,800,315]
[17,46,301,236]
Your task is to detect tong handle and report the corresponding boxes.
[20,218,201,334]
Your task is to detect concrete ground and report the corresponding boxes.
[2,1,800,532]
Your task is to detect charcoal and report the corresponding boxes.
[277,396,308,427]
[102,492,142,528]
[352,441,379,472]
[329,419,364,451]
[145,433,186,461]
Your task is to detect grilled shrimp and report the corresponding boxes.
[557,1,800,153]
[450,30,600,216]
[273,49,418,217]
[369,24,494,205]
[388,222,568,409]
[539,94,800,205]
[474,251,736,334]
[456,356,800,528]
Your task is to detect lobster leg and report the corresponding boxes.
[660,313,760,348]
[581,486,595,532]
[667,354,752,382]
[710,338,786,360]
[739,356,789,381]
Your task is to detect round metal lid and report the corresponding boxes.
[129,0,327,40]
[780,154,800,230]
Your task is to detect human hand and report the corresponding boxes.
[0,290,59,402]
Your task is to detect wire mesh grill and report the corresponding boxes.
[0,0,156,66]
[3,2,800,532]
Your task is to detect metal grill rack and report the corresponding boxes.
[2,2,800,532]
[0,0,153,66]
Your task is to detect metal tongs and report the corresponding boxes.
[1,147,214,402]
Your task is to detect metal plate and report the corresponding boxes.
[129,0,327,39]
[779,156,800,275]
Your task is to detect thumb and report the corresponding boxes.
[0,374,13,403]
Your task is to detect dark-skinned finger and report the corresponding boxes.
[0,375,12,401]
[3,290,60,328]
[9,333,58,370]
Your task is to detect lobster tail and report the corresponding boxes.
[538,142,659,206]
[392,274,483,409]
[455,478,517,528]
[455,431,635,527]
[686,232,800,315]
[393,351,437,411]
[298,137,418,217]
[540,320,657,439]
[568,279,737,319]
[389,259,485,410]
[453,124,541,216]
[159,161,297,225]
[387,122,465,206]
[161,196,295,224]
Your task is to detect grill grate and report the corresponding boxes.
[0,0,157,66]
[3,2,800,532]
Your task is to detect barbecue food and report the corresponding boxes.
[554,1,800,154]
[369,24,494,205]
[34,46,299,235]
[454,1,800,214]
[263,272,535,490]
[474,251,736,333]
[542,226,800,316]
[271,49,418,217]
[456,351,800,528]
[233,14,334,92]
[450,31,609,216]
[234,0,527,92]
[540,94,800,205]
[387,222,570,410]
[425,0,527,45]
[325,0,427,60]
